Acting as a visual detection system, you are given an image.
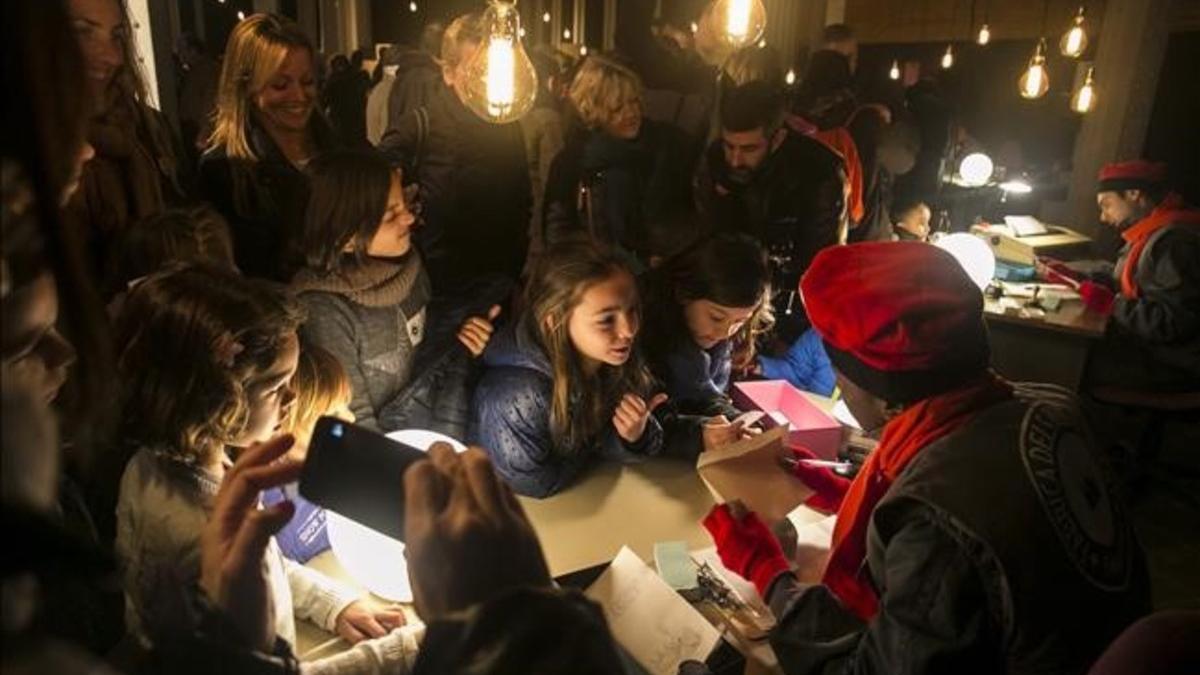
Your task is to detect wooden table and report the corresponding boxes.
[295,392,836,663]
[984,294,1108,388]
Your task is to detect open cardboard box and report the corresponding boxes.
[732,381,842,460]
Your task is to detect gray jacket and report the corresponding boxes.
[1111,222,1200,377]
[765,383,1150,674]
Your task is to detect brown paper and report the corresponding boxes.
[696,427,813,523]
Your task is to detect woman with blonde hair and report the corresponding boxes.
[199,13,340,281]
[64,0,189,289]
[542,55,693,272]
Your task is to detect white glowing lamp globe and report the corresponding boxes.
[325,429,467,602]
[958,152,994,187]
[936,233,996,290]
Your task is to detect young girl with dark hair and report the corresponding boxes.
[641,233,774,457]
[113,263,419,669]
[292,149,498,431]
[469,241,666,497]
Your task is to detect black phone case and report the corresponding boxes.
[298,417,427,541]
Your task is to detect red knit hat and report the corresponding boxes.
[800,242,989,403]
[1098,160,1168,193]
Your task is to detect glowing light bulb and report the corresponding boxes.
[1060,8,1088,58]
[977,23,991,45]
[408,1,418,12]
[758,38,767,48]
[1072,67,1096,113]
[889,59,900,80]
[999,179,1033,194]
[1019,40,1050,99]
[518,27,526,38]
[690,21,699,34]
[935,233,996,290]
[236,10,245,20]
[710,0,767,49]
[580,45,588,56]
[941,44,954,69]
[562,28,571,40]
[958,152,994,186]
[785,68,795,85]
[542,11,550,23]
[460,1,538,124]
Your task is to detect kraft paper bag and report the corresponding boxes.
[696,426,813,523]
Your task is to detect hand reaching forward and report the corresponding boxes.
[457,305,502,357]
[612,392,669,443]
[403,444,551,620]
[200,435,301,652]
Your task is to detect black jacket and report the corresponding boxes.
[379,86,531,294]
[198,118,340,281]
[543,120,694,268]
[696,131,846,339]
[765,384,1150,674]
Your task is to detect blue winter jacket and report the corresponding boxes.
[468,323,664,498]
[758,328,836,397]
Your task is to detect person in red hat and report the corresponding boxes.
[1080,160,1200,389]
[703,242,1149,674]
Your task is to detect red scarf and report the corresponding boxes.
[821,374,1014,621]
[1119,193,1200,299]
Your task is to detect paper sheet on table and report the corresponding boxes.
[585,547,722,675]
[696,426,812,522]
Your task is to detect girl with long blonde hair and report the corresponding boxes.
[469,241,665,498]
[199,13,340,280]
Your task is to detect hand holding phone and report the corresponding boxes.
[299,417,427,542]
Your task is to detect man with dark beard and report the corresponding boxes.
[695,81,846,342]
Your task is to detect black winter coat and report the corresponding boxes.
[543,120,694,268]
[379,86,531,294]
[198,118,340,281]
[696,131,846,340]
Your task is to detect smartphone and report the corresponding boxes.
[298,416,427,542]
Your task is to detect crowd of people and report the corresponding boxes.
[4,1,1198,674]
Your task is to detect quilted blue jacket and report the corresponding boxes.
[467,323,663,498]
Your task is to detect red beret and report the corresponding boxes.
[1098,160,1168,193]
[800,242,989,400]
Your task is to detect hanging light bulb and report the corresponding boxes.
[785,68,796,85]
[758,38,767,48]
[709,0,767,49]
[941,44,954,69]
[460,0,538,124]
[408,1,418,12]
[236,10,245,20]
[1060,7,1088,58]
[1071,67,1097,113]
[580,45,588,56]
[542,11,550,23]
[690,21,699,34]
[1019,40,1050,99]
[889,59,900,80]
[562,28,571,40]
[977,23,991,45]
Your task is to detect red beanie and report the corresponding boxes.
[1098,160,1168,193]
[800,242,989,403]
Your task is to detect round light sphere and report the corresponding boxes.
[958,152,994,187]
[935,233,996,290]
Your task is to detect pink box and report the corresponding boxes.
[732,380,843,460]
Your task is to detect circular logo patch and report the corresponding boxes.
[1020,402,1133,590]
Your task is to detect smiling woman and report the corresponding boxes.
[63,0,188,294]
[199,13,341,280]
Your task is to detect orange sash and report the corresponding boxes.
[1119,193,1200,299]
[822,374,1013,620]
